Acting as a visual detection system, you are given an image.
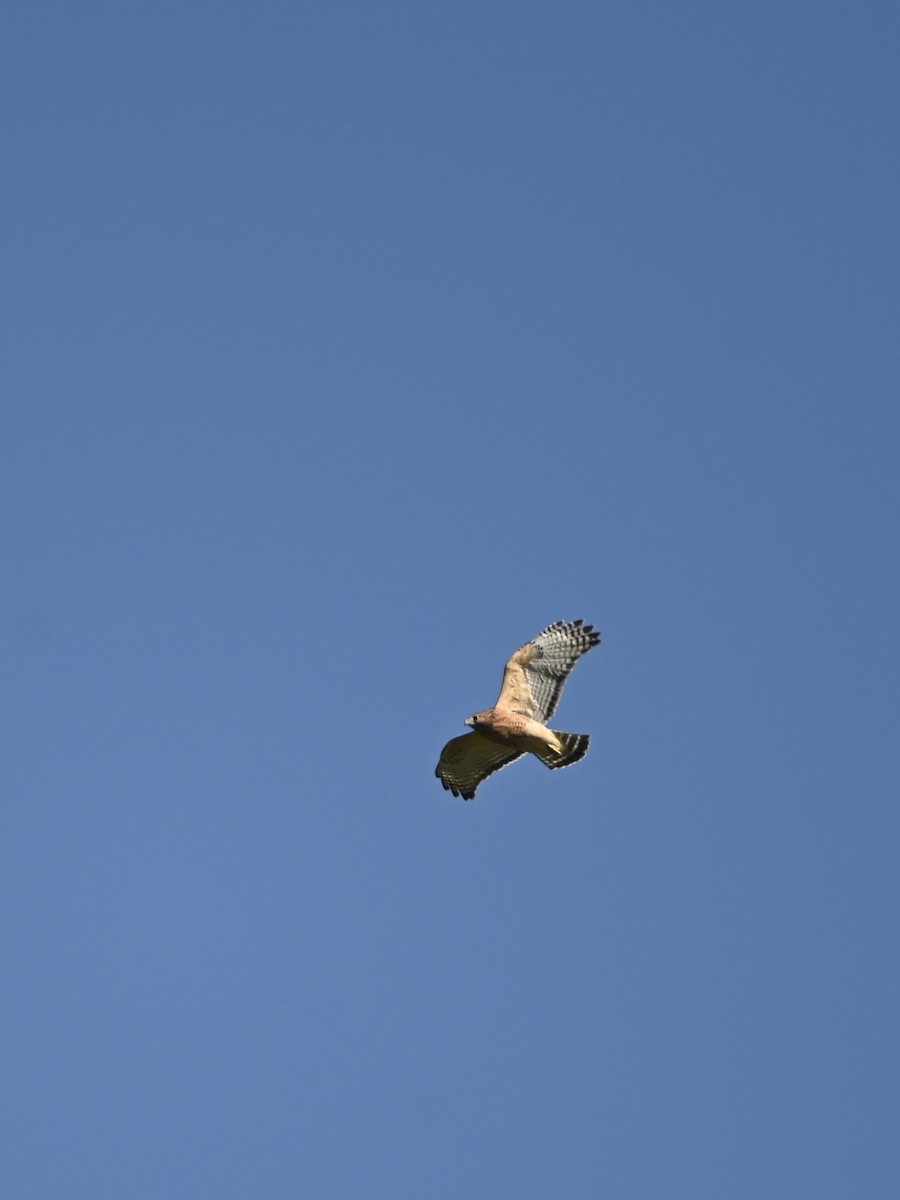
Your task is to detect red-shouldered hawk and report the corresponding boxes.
[435,619,601,801]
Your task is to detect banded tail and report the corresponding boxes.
[536,732,590,770]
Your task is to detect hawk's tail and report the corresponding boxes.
[536,732,590,770]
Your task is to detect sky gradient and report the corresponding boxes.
[3,2,899,1196]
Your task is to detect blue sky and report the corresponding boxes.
[3,2,899,1196]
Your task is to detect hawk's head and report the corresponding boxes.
[465,712,490,730]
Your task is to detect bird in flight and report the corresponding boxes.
[435,619,601,801]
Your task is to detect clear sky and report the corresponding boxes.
[3,2,899,1196]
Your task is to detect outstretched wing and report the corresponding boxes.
[435,733,524,801]
[496,619,601,723]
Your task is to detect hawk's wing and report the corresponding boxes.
[496,619,601,723]
[435,733,524,801]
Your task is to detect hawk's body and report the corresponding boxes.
[435,619,601,801]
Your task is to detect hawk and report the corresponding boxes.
[435,619,601,801]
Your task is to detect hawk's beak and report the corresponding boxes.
[465,717,474,727]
